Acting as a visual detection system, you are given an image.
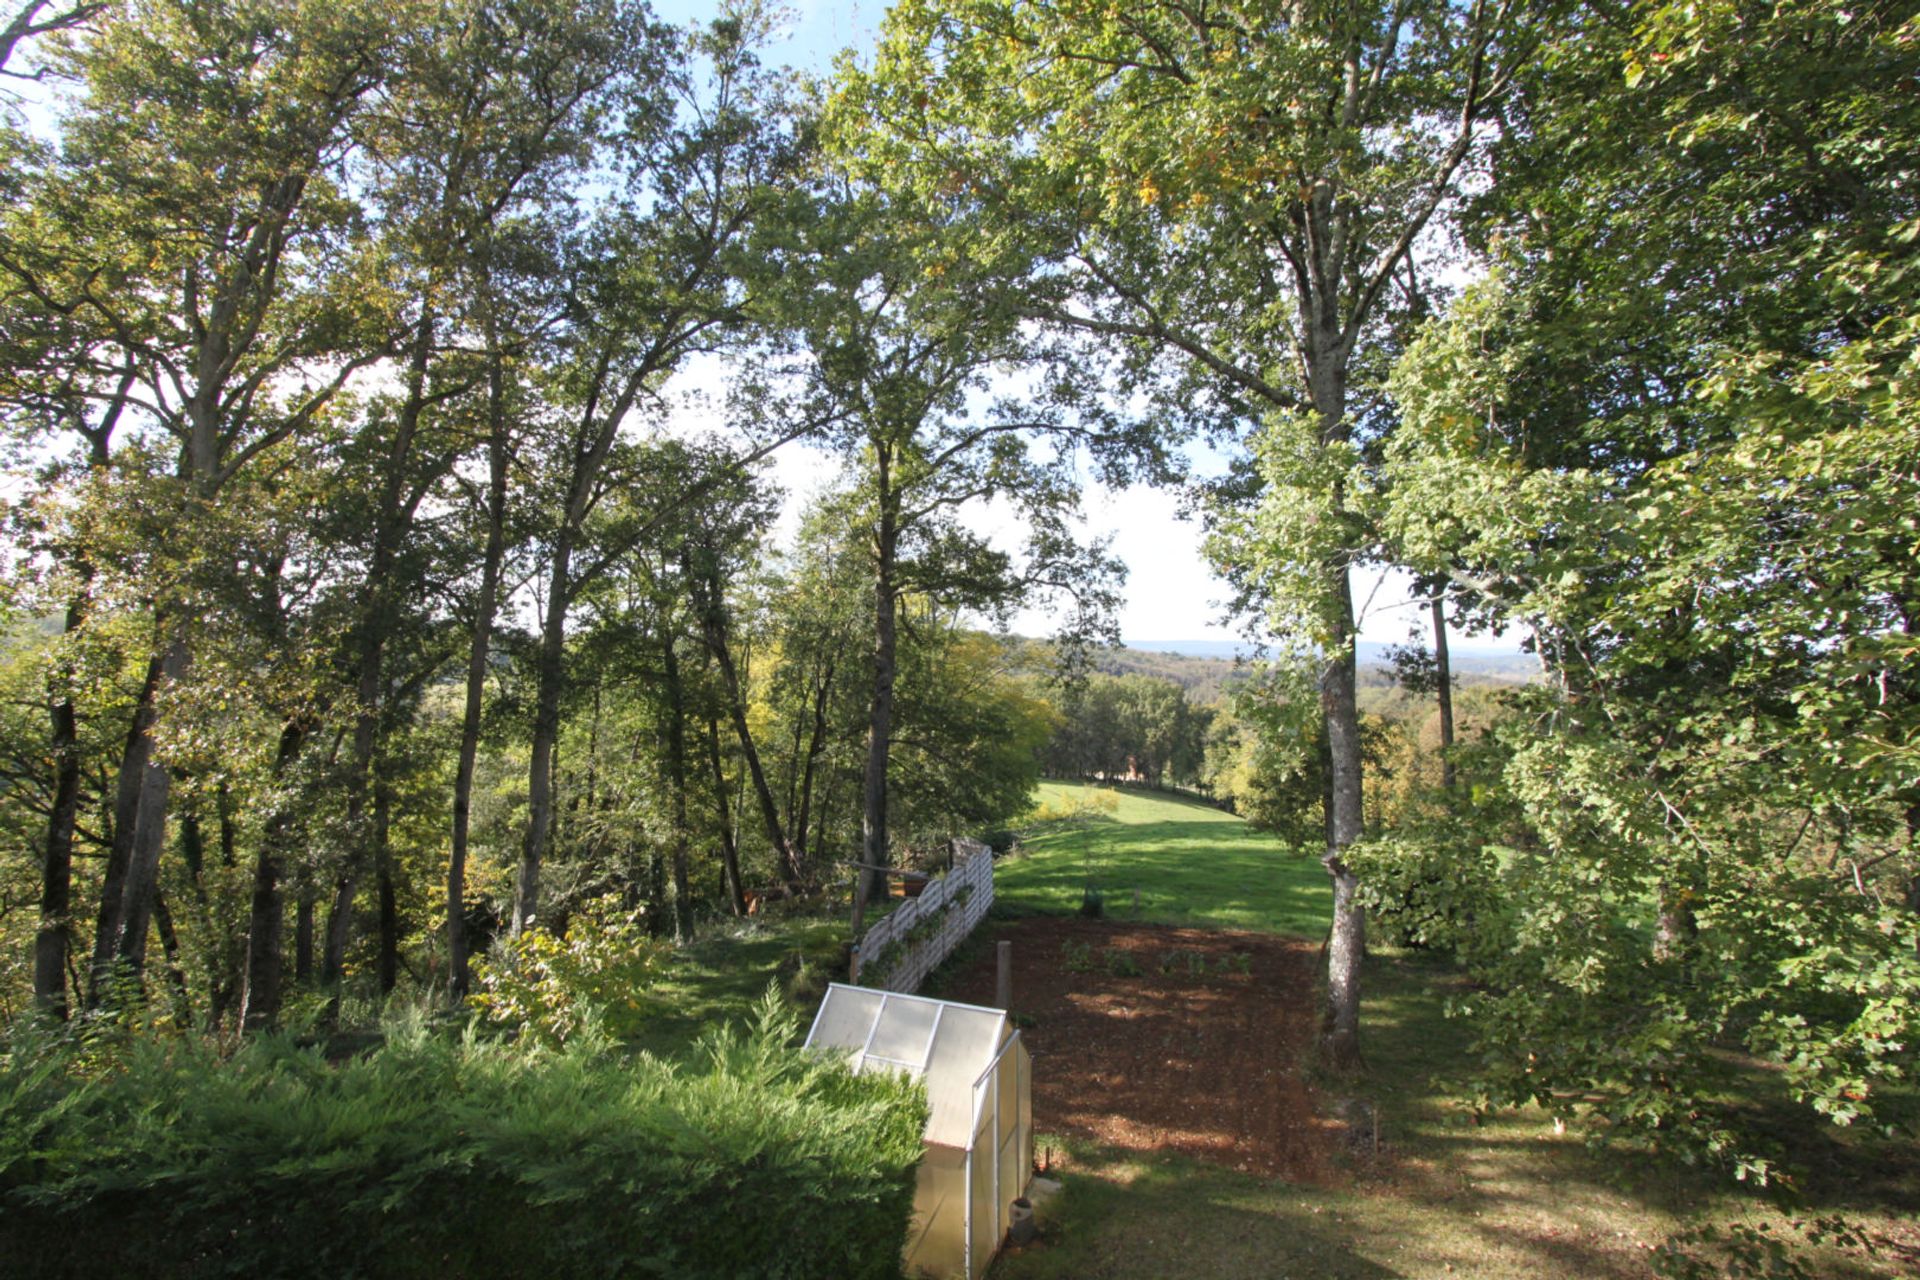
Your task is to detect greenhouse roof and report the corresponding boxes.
[806,983,1014,1148]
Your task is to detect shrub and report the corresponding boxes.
[0,993,927,1280]
[469,896,672,1046]
[782,925,851,1002]
[1024,787,1120,826]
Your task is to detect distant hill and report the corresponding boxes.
[1125,638,1539,684]
[1088,639,1538,703]
[1094,645,1251,703]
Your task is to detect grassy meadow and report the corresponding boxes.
[983,783,1913,1280]
[999,781,1330,934]
[600,781,1911,1278]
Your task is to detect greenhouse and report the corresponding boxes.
[805,984,1034,1280]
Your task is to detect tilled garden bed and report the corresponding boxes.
[944,916,1337,1181]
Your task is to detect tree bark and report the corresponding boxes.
[1313,355,1366,1071]
[375,776,398,994]
[792,646,839,877]
[514,525,574,934]
[174,805,231,1029]
[35,411,118,1018]
[296,879,317,985]
[239,847,285,1032]
[853,449,900,938]
[112,636,189,976]
[702,703,749,915]
[152,890,192,1027]
[661,634,695,941]
[448,350,510,996]
[694,567,801,890]
[89,651,164,1001]
[239,720,308,1032]
[1432,596,1456,791]
[36,645,84,1019]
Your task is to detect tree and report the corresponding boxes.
[316,0,643,1006]
[0,1,103,79]
[0,0,405,994]
[1370,0,1920,1174]
[507,7,805,935]
[856,0,1541,1067]
[764,179,1127,933]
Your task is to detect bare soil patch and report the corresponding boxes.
[943,917,1338,1182]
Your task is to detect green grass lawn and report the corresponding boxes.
[624,914,840,1058]
[985,783,1911,1280]
[1001,781,1330,935]
[630,780,1327,1059]
[618,782,1912,1278]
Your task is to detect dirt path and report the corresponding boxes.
[943,917,1338,1182]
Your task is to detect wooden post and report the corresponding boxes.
[996,940,1012,1010]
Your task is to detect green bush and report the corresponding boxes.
[0,994,927,1279]
[469,895,673,1046]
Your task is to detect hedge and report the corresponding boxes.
[0,998,927,1279]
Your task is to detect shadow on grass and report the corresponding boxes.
[1346,949,1912,1280]
[988,950,1904,1280]
[625,917,841,1059]
[999,1142,1406,1280]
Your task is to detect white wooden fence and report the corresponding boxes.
[851,838,995,993]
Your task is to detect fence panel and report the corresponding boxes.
[851,839,995,993]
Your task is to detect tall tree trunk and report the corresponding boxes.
[239,721,308,1031]
[152,890,192,1027]
[174,804,231,1029]
[792,648,838,876]
[695,574,801,890]
[514,527,574,934]
[702,703,749,916]
[239,851,285,1032]
[295,889,315,985]
[448,352,510,996]
[324,311,434,990]
[205,783,239,1031]
[1431,596,1456,790]
[112,636,190,976]
[35,411,120,1017]
[320,842,358,992]
[1313,359,1366,1072]
[853,457,899,938]
[375,776,398,994]
[661,636,694,942]
[90,651,165,1001]
[35,630,85,1019]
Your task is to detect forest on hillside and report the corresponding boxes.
[0,0,1915,1273]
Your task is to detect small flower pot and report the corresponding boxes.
[1008,1197,1037,1246]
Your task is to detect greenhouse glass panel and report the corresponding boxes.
[968,1098,996,1274]
[866,996,940,1071]
[807,986,884,1067]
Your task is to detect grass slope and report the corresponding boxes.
[985,783,1912,1280]
[606,782,1909,1278]
[1001,782,1329,935]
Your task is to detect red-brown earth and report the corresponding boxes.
[943,916,1340,1182]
